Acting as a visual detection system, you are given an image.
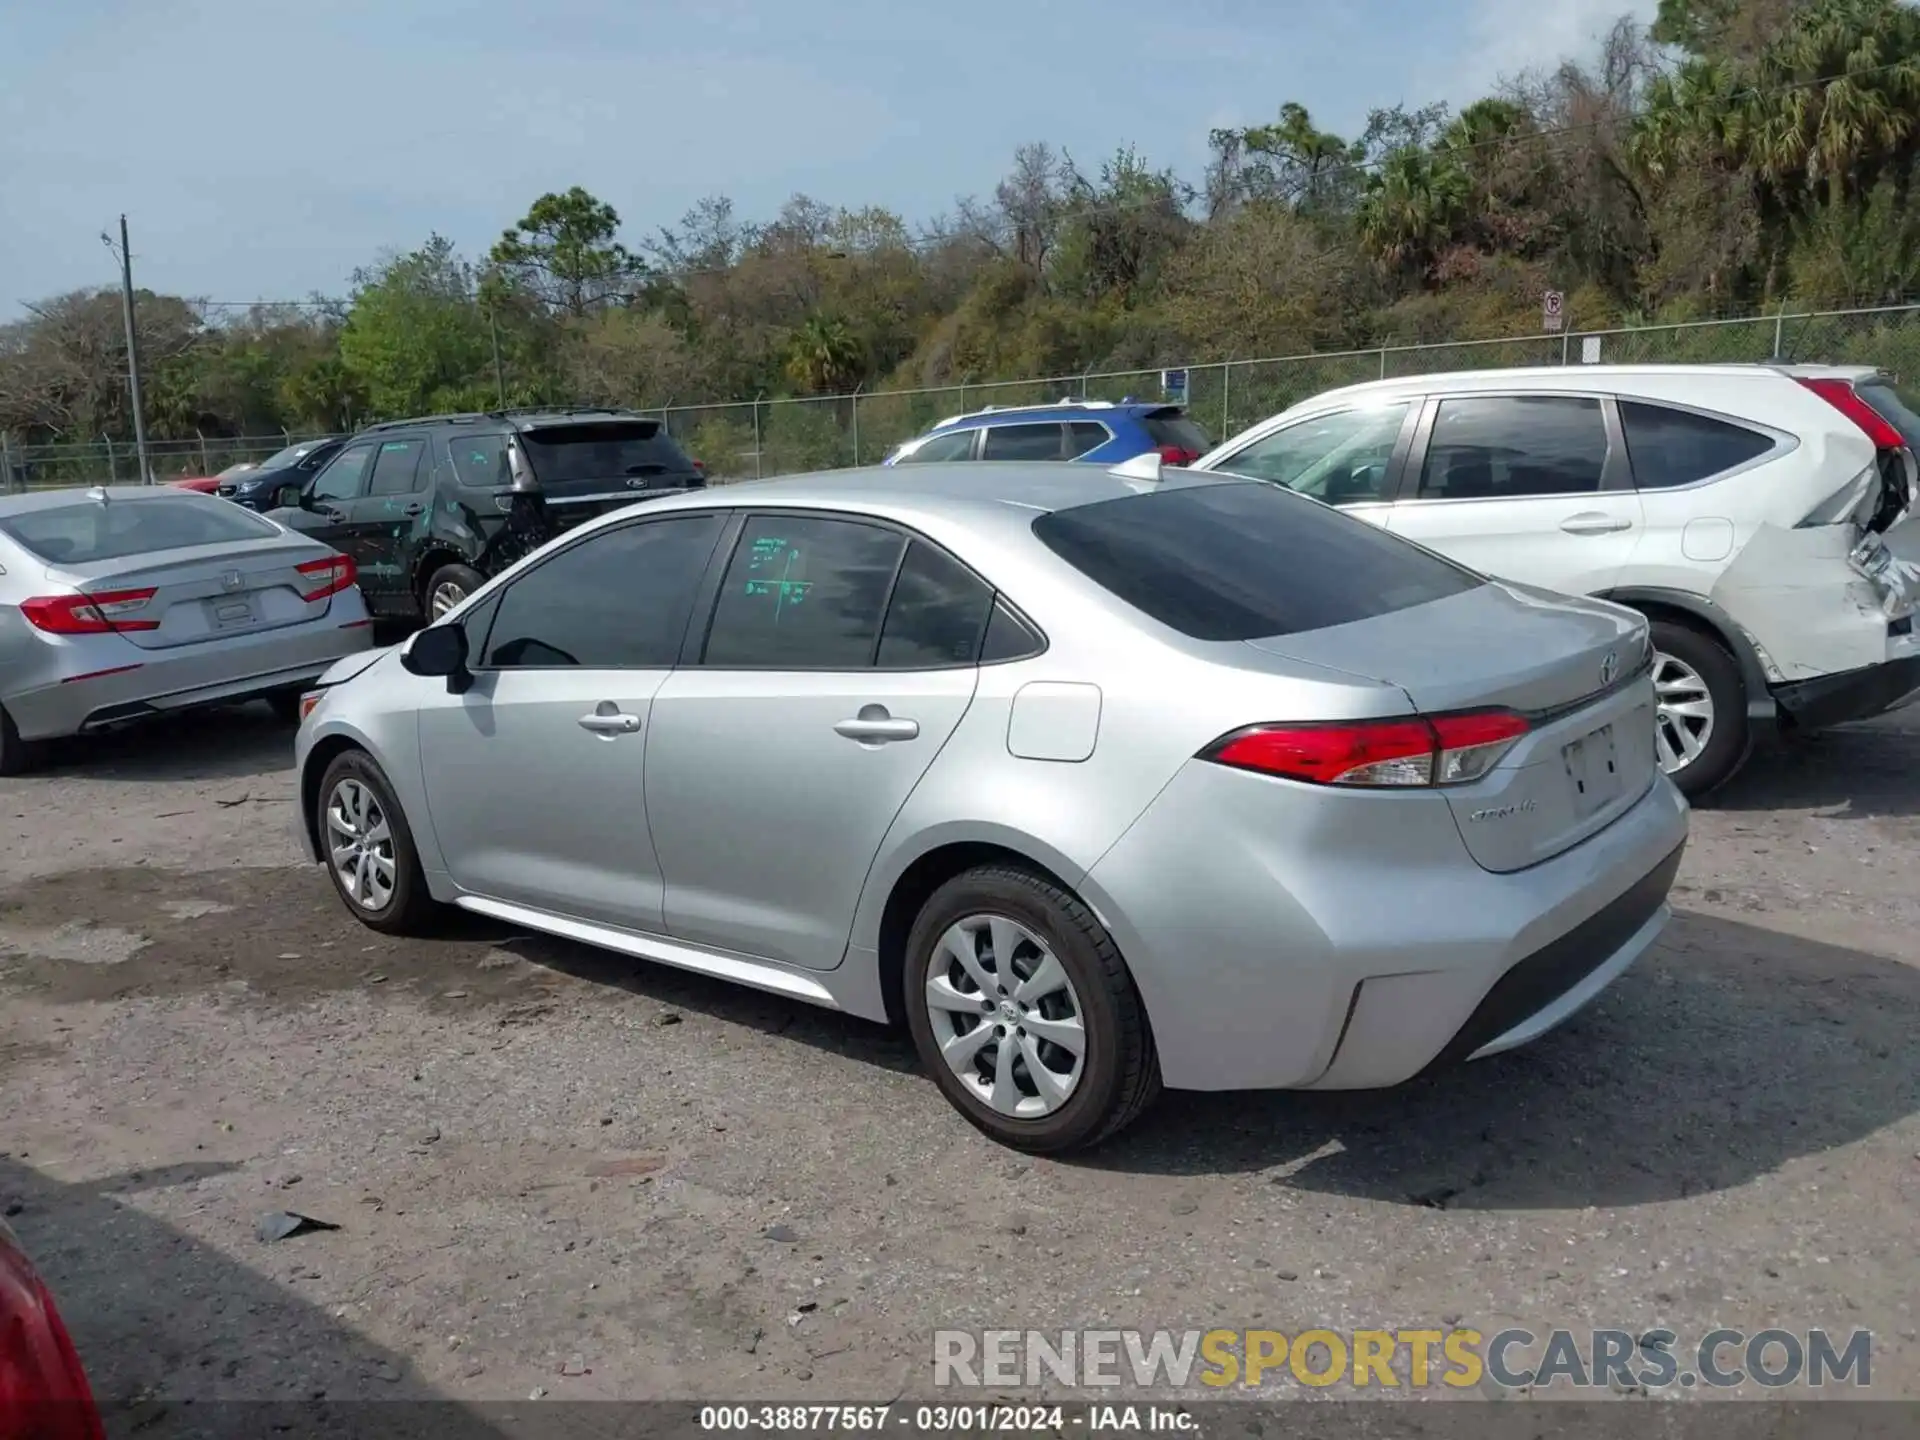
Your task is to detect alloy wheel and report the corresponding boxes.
[428,582,467,620]
[326,777,397,911]
[923,914,1086,1118]
[1653,650,1715,774]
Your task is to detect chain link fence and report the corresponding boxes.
[11,302,1920,492]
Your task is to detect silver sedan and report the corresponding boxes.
[293,462,1688,1152]
[0,485,372,773]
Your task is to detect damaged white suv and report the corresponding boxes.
[1194,363,1920,796]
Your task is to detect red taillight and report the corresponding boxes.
[1156,445,1201,466]
[1203,710,1531,788]
[296,554,356,602]
[1796,377,1906,450]
[19,588,159,635]
[0,1240,105,1440]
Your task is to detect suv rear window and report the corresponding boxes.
[520,421,695,483]
[0,494,279,565]
[1030,480,1481,642]
[1141,410,1212,455]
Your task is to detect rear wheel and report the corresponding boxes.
[424,562,486,621]
[903,865,1160,1153]
[1648,618,1749,798]
[0,704,41,778]
[317,750,441,935]
[265,688,306,725]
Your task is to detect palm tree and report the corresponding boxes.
[1357,148,1470,279]
[784,314,864,395]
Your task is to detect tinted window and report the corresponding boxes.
[980,600,1045,662]
[1620,402,1773,488]
[519,421,694,483]
[0,494,278,564]
[876,542,996,668]
[448,435,510,489]
[367,437,427,496]
[1417,395,1608,499]
[1142,411,1212,455]
[481,514,725,669]
[1031,481,1481,642]
[703,515,906,668]
[1221,403,1410,503]
[981,423,1066,461]
[897,429,977,464]
[311,444,375,502]
[1065,422,1110,458]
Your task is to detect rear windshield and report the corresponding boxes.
[1856,381,1920,453]
[520,421,694,483]
[0,494,279,565]
[1142,410,1212,454]
[1030,480,1482,642]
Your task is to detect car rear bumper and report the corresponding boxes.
[1770,651,1920,730]
[4,610,373,741]
[1081,762,1690,1092]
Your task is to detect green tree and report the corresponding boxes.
[783,314,864,395]
[339,236,494,418]
[489,186,641,316]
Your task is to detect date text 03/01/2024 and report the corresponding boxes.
[697,1404,1198,1432]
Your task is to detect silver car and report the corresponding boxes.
[0,485,372,774]
[293,463,1688,1152]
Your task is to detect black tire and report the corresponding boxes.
[315,749,442,936]
[1648,618,1750,799]
[0,703,40,778]
[422,562,486,622]
[903,864,1161,1153]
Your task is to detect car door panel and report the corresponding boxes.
[277,440,376,552]
[1385,393,1644,596]
[347,435,429,611]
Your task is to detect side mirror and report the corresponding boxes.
[402,623,473,694]
[506,437,539,495]
[276,484,303,509]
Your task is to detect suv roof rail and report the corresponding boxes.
[937,396,1122,428]
[357,404,655,435]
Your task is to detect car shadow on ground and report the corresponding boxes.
[1083,908,1920,1203]
[1704,714,1920,819]
[20,701,295,784]
[0,1158,518,1440]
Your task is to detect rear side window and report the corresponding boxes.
[367,437,428,496]
[1064,422,1110,458]
[1417,395,1609,499]
[1619,402,1773,488]
[1031,481,1481,642]
[448,435,510,488]
[1142,410,1211,455]
[877,541,997,668]
[981,424,1066,461]
[0,494,278,564]
[519,421,694,483]
[703,515,906,668]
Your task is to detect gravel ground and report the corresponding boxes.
[2,703,1918,1425]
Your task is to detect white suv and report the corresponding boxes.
[1192,363,1920,796]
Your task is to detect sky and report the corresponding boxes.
[0,0,1656,318]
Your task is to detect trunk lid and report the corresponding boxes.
[1243,582,1660,872]
[55,534,341,651]
[520,418,705,532]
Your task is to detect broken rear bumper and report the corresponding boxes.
[1771,653,1920,731]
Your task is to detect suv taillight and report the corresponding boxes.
[1796,377,1906,449]
[1201,711,1531,788]
[19,588,159,635]
[296,554,357,602]
[0,1240,104,1440]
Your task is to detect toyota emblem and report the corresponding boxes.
[1599,649,1619,686]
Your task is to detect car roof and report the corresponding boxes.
[358,407,660,435]
[929,400,1175,430]
[1287,361,1888,411]
[0,484,224,517]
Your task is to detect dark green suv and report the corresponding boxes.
[263,407,706,621]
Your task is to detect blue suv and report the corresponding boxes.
[882,400,1211,468]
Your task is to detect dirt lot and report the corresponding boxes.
[2,704,1918,1422]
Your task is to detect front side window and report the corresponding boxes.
[896,429,978,464]
[703,515,906,668]
[1416,395,1609,500]
[310,444,376,502]
[1619,401,1775,489]
[1218,404,1410,504]
[481,514,726,669]
[981,423,1067,461]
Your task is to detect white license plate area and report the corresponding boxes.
[1561,722,1621,820]
[209,596,258,628]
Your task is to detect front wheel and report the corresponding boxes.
[1649,619,1750,799]
[903,865,1160,1153]
[317,750,442,935]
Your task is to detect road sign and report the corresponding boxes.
[1542,291,1565,333]
[1162,368,1189,404]
[1582,335,1602,364]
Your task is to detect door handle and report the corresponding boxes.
[320,506,346,523]
[578,711,642,736]
[834,705,920,744]
[401,502,424,517]
[1560,512,1632,535]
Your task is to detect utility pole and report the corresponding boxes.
[105,216,153,483]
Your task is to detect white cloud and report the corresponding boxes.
[1449,0,1660,98]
